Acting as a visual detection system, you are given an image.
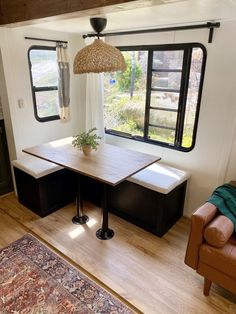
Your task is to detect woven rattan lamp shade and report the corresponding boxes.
[73,39,126,74]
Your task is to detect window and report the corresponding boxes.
[28,46,59,122]
[104,43,206,151]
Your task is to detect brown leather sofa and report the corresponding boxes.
[185,202,236,296]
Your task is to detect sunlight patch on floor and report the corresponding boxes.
[68,218,97,239]
[87,218,97,228]
[69,226,85,238]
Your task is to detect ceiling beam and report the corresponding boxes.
[0,0,158,26]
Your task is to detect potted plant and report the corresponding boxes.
[72,127,102,155]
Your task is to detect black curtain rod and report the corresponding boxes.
[83,21,220,43]
[24,37,68,44]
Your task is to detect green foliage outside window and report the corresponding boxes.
[115,53,142,93]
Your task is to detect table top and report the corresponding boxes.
[23,137,161,186]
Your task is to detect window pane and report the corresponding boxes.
[148,126,175,144]
[153,50,183,70]
[182,48,204,148]
[150,91,179,110]
[152,72,181,90]
[149,109,177,129]
[104,51,148,136]
[30,49,58,87]
[35,90,59,118]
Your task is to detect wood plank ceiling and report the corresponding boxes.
[0,0,159,26]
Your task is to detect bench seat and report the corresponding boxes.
[12,154,76,217]
[12,154,63,178]
[127,163,189,194]
[107,163,190,236]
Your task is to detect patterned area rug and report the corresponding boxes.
[0,234,136,313]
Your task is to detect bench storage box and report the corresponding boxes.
[82,163,190,237]
[12,155,76,217]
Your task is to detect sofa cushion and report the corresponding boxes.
[127,163,190,194]
[199,243,236,280]
[204,215,234,248]
[12,154,63,179]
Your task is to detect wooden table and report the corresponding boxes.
[23,137,161,240]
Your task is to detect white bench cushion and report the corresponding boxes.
[127,163,190,194]
[12,154,63,179]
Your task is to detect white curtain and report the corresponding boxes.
[85,38,105,138]
[56,43,70,120]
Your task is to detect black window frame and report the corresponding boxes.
[28,45,60,122]
[105,42,207,152]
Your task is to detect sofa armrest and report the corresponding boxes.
[185,202,218,269]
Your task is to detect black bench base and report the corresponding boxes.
[108,180,187,237]
[81,176,187,237]
[14,167,76,217]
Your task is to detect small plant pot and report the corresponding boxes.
[82,145,92,155]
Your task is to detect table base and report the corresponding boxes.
[72,215,89,225]
[96,228,114,240]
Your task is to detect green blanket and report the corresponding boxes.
[208,184,236,231]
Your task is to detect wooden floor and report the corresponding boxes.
[0,194,235,314]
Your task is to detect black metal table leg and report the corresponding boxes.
[72,175,89,225]
[96,183,114,240]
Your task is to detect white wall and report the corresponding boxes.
[105,21,236,216]
[0,27,85,159]
[225,119,236,182]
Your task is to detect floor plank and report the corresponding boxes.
[0,208,26,248]
[0,194,235,313]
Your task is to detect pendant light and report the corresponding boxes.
[73,18,126,74]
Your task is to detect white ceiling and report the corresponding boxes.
[28,0,236,34]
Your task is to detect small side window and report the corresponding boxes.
[28,46,59,122]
